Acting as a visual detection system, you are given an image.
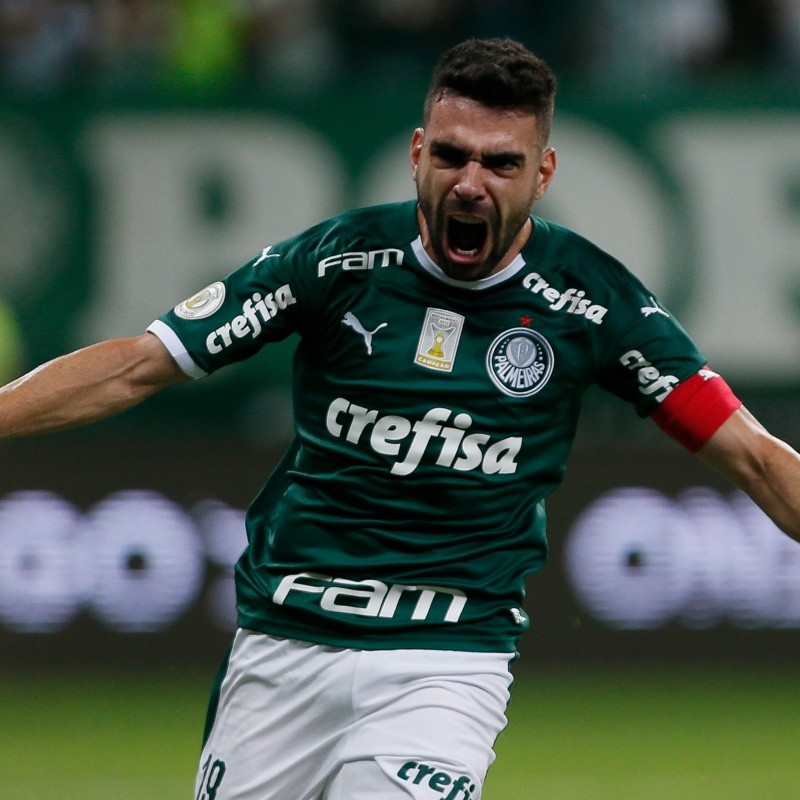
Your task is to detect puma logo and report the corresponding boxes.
[342,311,388,355]
[253,245,281,267]
[640,296,669,318]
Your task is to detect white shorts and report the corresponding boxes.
[195,629,514,800]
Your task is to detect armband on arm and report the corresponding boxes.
[650,368,742,453]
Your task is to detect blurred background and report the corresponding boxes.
[1,1,800,798]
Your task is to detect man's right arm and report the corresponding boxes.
[0,332,188,440]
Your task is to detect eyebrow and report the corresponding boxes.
[429,140,527,168]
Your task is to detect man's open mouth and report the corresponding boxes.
[447,215,488,260]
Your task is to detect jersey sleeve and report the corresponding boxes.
[147,237,318,378]
[594,276,703,413]
[593,267,740,449]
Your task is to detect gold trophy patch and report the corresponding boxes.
[415,308,464,372]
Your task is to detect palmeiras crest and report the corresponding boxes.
[485,327,554,397]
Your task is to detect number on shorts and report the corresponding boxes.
[197,753,227,800]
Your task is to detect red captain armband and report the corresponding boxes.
[650,367,742,453]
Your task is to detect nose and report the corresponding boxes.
[453,160,485,201]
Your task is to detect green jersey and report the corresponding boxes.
[149,200,706,652]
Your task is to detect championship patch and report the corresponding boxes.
[415,308,464,372]
[486,327,554,397]
[175,281,226,320]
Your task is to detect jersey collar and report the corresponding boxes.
[410,236,527,290]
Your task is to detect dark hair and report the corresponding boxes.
[424,38,557,142]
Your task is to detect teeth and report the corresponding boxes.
[453,215,483,225]
[454,247,479,256]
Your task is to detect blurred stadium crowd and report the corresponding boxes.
[1,0,800,96]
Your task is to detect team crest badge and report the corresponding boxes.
[415,308,464,372]
[174,281,226,320]
[486,327,554,397]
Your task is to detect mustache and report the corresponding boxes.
[442,198,494,218]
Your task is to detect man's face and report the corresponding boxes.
[411,93,556,281]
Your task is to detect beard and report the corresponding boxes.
[418,192,533,280]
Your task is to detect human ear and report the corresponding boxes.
[410,127,425,177]
[534,147,557,201]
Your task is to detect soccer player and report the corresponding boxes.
[2,37,800,800]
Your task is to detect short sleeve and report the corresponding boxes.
[595,285,707,418]
[148,239,314,377]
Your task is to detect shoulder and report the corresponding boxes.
[282,200,419,259]
[245,201,417,303]
[529,215,653,298]
[532,217,632,276]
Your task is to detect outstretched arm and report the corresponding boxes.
[0,333,188,440]
[697,406,800,541]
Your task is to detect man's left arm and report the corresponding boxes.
[696,407,800,542]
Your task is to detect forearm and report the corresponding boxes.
[698,408,800,541]
[0,334,187,439]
